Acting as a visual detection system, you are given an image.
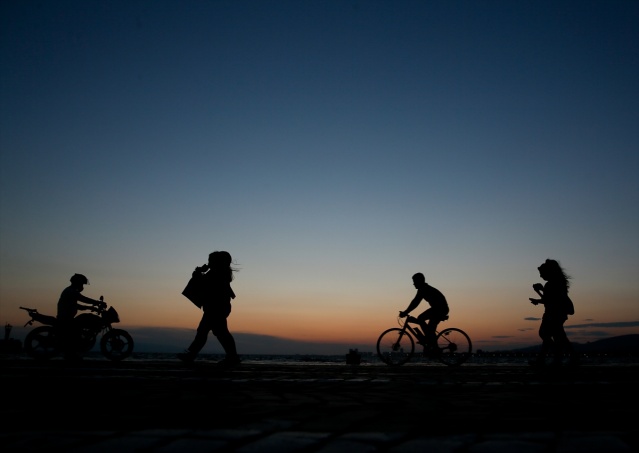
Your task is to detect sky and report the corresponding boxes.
[1,0,638,355]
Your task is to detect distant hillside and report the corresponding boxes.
[575,334,639,353]
[503,334,639,354]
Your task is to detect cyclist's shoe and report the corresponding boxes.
[177,350,196,363]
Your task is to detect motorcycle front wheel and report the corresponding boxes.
[24,326,58,360]
[100,329,134,361]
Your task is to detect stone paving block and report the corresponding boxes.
[389,437,468,453]
[315,439,379,453]
[468,439,547,453]
[154,437,229,453]
[340,431,406,443]
[67,434,163,453]
[134,428,192,437]
[4,431,91,453]
[190,428,263,440]
[299,408,378,431]
[236,431,331,453]
[556,435,634,453]
[241,418,298,431]
[482,431,555,442]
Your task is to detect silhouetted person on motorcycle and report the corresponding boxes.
[399,272,450,355]
[178,251,241,366]
[57,273,105,360]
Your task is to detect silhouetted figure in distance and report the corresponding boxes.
[399,272,450,354]
[529,258,577,367]
[57,273,105,360]
[178,251,241,366]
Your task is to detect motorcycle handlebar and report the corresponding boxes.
[20,307,37,327]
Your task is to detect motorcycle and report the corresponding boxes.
[20,296,134,361]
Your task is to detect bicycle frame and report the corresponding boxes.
[377,314,472,367]
[402,315,440,344]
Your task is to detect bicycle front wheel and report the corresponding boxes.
[436,328,472,366]
[377,328,415,366]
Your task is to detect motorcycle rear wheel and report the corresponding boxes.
[24,326,58,360]
[100,329,134,361]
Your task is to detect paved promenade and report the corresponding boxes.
[1,358,637,452]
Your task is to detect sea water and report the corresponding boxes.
[91,351,639,366]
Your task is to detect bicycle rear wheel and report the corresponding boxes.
[436,327,472,366]
[376,328,415,366]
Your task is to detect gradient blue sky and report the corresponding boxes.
[1,1,638,354]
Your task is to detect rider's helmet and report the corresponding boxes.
[70,273,89,285]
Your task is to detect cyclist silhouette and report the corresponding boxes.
[399,272,449,353]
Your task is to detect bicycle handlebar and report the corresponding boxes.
[398,313,419,323]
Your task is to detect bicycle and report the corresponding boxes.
[376,313,472,367]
